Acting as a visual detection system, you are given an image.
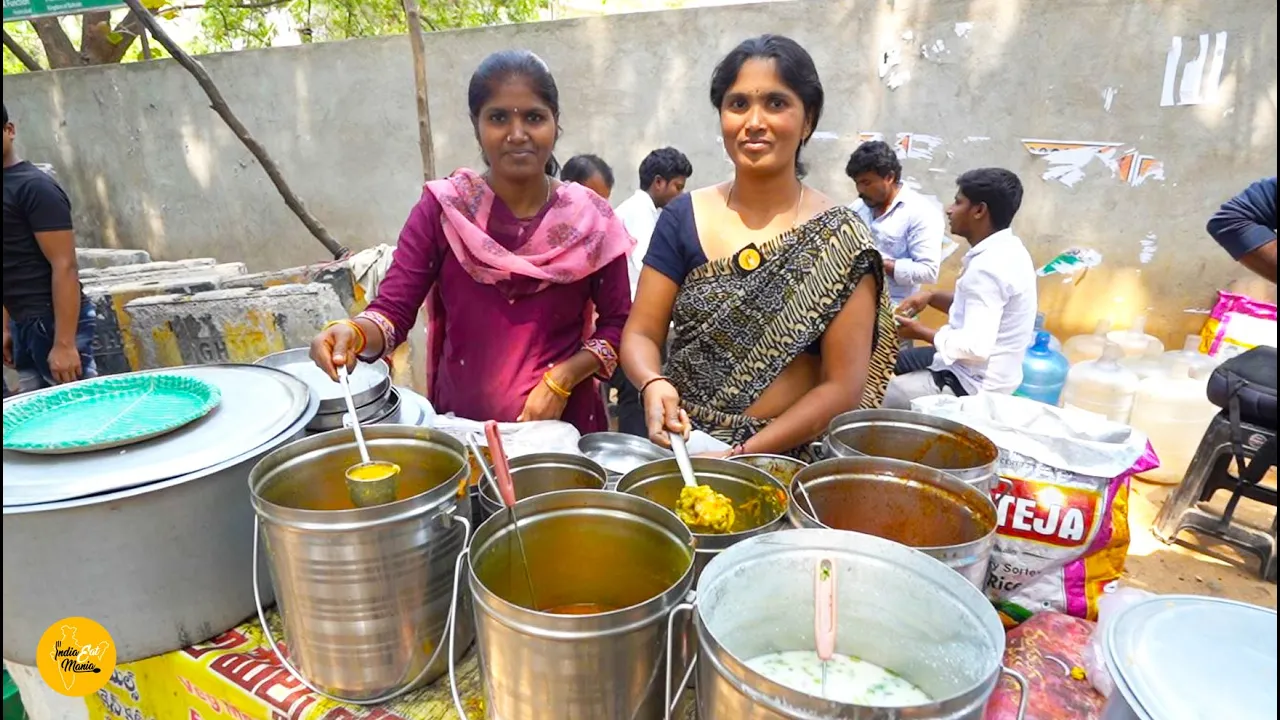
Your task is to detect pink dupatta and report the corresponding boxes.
[424,168,634,297]
[419,168,635,398]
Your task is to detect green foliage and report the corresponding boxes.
[4,21,47,75]
[197,0,545,52]
[2,0,547,73]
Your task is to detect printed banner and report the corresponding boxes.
[84,609,489,720]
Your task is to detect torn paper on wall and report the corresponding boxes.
[1022,139,1124,187]
[1139,233,1158,264]
[809,131,840,141]
[954,22,973,38]
[1102,87,1118,112]
[1161,32,1228,106]
[896,133,945,161]
[858,132,886,145]
[963,136,991,143]
[1115,149,1165,187]
[1038,248,1103,280]
[879,47,901,79]
[921,39,948,62]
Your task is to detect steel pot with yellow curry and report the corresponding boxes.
[616,457,789,581]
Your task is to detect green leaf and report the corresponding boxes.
[162,10,180,20]
[107,32,124,44]
[142,0,168,9]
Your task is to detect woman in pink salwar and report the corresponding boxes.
[310,51,633,433]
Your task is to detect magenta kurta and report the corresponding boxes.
[363,186,632,434]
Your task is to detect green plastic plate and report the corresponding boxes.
[2,374,222,455]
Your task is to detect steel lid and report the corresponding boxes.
[2,364,312,507]
[1106,595,1277,720]
[255,347,389,413]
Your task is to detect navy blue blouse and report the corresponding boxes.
[642,194,707,284]
[642,193,823,356]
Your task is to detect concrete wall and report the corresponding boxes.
[3,0,1276,346]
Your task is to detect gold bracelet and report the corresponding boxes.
[543,372,573,400]
[323,319,367,357]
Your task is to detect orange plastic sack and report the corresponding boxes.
[984,612,1105,720]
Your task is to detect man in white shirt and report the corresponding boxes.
[610,147,692,435]
[614,147,693,300]
[886,168,1037,409]
[846,141,942,307]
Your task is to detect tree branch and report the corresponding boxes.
[139,23,152,60]
[120,0,347,260]
[81,10,127,64]
[402,0,436,181]
[3,28,43,71]
[176,0,293,10]
[30,17,81,68]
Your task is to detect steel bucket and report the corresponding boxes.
[249,424,475,703]
[788,457,997,589]
[668,529,1026,720]
[476,452,608,521]
[467,489,695,719]
[820,409,1000,492]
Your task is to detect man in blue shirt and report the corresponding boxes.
[846,141,943,306]
[1207,177,1276,283]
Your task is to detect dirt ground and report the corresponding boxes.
[1124,471,1277,608]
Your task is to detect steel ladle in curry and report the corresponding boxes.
[670,431,736,534]
[482,420,539,610]
[338,365,400,507]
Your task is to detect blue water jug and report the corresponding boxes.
[1032,312,1063,352]
[1015,331,1070,405]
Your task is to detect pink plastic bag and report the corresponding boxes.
[1199,291,1277,359]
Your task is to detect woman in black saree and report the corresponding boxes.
[620,35,898,459]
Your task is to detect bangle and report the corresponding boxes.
[639,376,674,396]
[728,444,746,457]
[542,372,573,400]
[323,319,367,357]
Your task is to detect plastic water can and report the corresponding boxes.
[1063,319,1112,365]
[1120,341,1167,380]
[1162,334,1223,380]
[1130,361,1219,484]
[1106,316,1165,358]
[1032,312,1064,352]
[1061,341,1140,423]
[1015,331,1070,405]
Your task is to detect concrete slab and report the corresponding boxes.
[80,263,247,289]
[79,258,219,280]
[221,262,365,315]
[76,248,152,269]
[85,272,234,374]
[123,283,346,368]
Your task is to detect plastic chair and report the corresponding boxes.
[1153,347,1277,582]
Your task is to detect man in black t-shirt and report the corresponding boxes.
[3,103,97,394]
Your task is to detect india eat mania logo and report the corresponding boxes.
[35,617,117,697]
